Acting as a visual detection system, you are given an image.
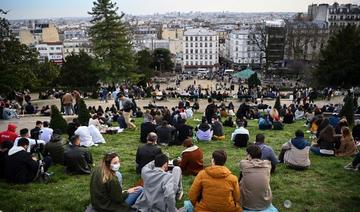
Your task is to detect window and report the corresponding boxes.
[195,43,198,47]
[205,43,207,47]
[200,36,202,41]
[50,47,54,50]
[56,47,61,50]
[190,49,193,54]
[200,43,202,47]
[205,36,208,41]
[209,43,212,47]
[200,49,202,54]
[210,55,212,59]
[195,55,198,60]
[210,36,212,41]
[205,55,207,59]
[195,49,198,54]
[200,61,202,65]
[186,43,188,47]
[190,37,193,41]
[186,49,189,54]
[205,49,207,54]
[190,61,193,65]
[195,37,198,41]
[191,43,193,47]
[186,36,188,41]
[205,61,208,65]
[186,55,189,59]
[186,61,189,65]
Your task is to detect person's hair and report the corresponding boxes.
[20,128,29,137]
[319,125,335,142]
[70,135,80,145]
[100,152,118,183]
[341,126,352,138]
[201,116,207,123]
[36,121,42,126]
[208,98,213,103]
[246,145,262,159]
[255,134,265,143]
[161,120,168,127]
[212,150,227,166]
[147,132,158,143]
[53,129,62,135]
[295,130,304,137]
[92,114,98,119]
[155,154,168,167]
[183,137,193,147]
[43,121,49,127]
[0,140,14,149]
[236,120,244,127]
[18,138,29,147]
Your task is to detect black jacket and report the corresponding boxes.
[5,148,38,184]
[156,125,176,144]
[44,134,65,165]
[140,122,157,143]
[64,145,93,175]
[135,144,162,174]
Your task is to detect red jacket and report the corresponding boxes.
[0,124,18,144]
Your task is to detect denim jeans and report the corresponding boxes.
[124,187,143,206]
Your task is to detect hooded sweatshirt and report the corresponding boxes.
[189,165,242,212]
[282,137,311,168]
[0,124,18,144]
[240,159,272,211]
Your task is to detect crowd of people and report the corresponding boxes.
[1,85,360,212]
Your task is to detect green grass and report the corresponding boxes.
[1,113,360,212]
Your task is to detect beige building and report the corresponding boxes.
[19,23,59,46]
[162,28,184,55]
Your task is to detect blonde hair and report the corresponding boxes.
[100,152,118,183]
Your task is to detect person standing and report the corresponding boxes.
[120,94,136,130]
[62,92,73,115]
[205,98,217,124]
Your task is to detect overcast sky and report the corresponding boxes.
[0,0,357,19]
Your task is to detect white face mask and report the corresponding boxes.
[110,163,120,171]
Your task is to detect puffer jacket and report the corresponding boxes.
[189,165,242,212]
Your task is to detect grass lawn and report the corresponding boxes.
[1,113,360,212]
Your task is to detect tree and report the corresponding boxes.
[315,25,360,88]
[59,51,100,90]
[152,48,174,72]
[249,23,268,72]
[274,96,281,112]
[136,49,154,81]
[88,0,136,83]
[0,10,40,97]
[34,58,60,90]
[50,105,68,133]
[77,99,91,126]
[248,73,261,88]
[339,94,355,126]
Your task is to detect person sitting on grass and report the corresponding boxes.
[175,118,194,145]
[231,121,250,148]
[140,115,157,143]
[39,121,53,144]
[223,116,235,127]
[74,124,94,147]
[5,138,52,184]
[258,115,272,130]
[352,119,360,142]
[335,127,358,157]
[278,130,311,170]
[0,123,18,144]
[294,105,305,120]
[90,152,143,212]
[13,128,45,152]
[344,152,360,171]
[188,150,241,212]
[64,135,93,175]
[254,134,279,173]
[0,141,13,179]
[240,145,278,212]
[156,121,176,146]
[310,125,336,156]
[135,132,162,174]
[211,116,225,140]
[44,129,65,165]
[195,117,213,142]
[176,138,203,176]
[133,154,183,212]
[283,108,294,124]
[30,120,42,139]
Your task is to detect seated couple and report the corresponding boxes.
[187,148,278,212]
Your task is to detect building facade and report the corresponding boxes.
[35,42,64,64]
[226,24,265,67]
[308,3,360,33]
[183,28,219,70]
[265,20,286,68]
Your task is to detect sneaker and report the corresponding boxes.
[176,190,184,201]
[344,163,356,171]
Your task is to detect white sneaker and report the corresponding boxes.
[344,163,356,171]
[176,190,184,201]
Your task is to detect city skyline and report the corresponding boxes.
[0,0,356,20]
